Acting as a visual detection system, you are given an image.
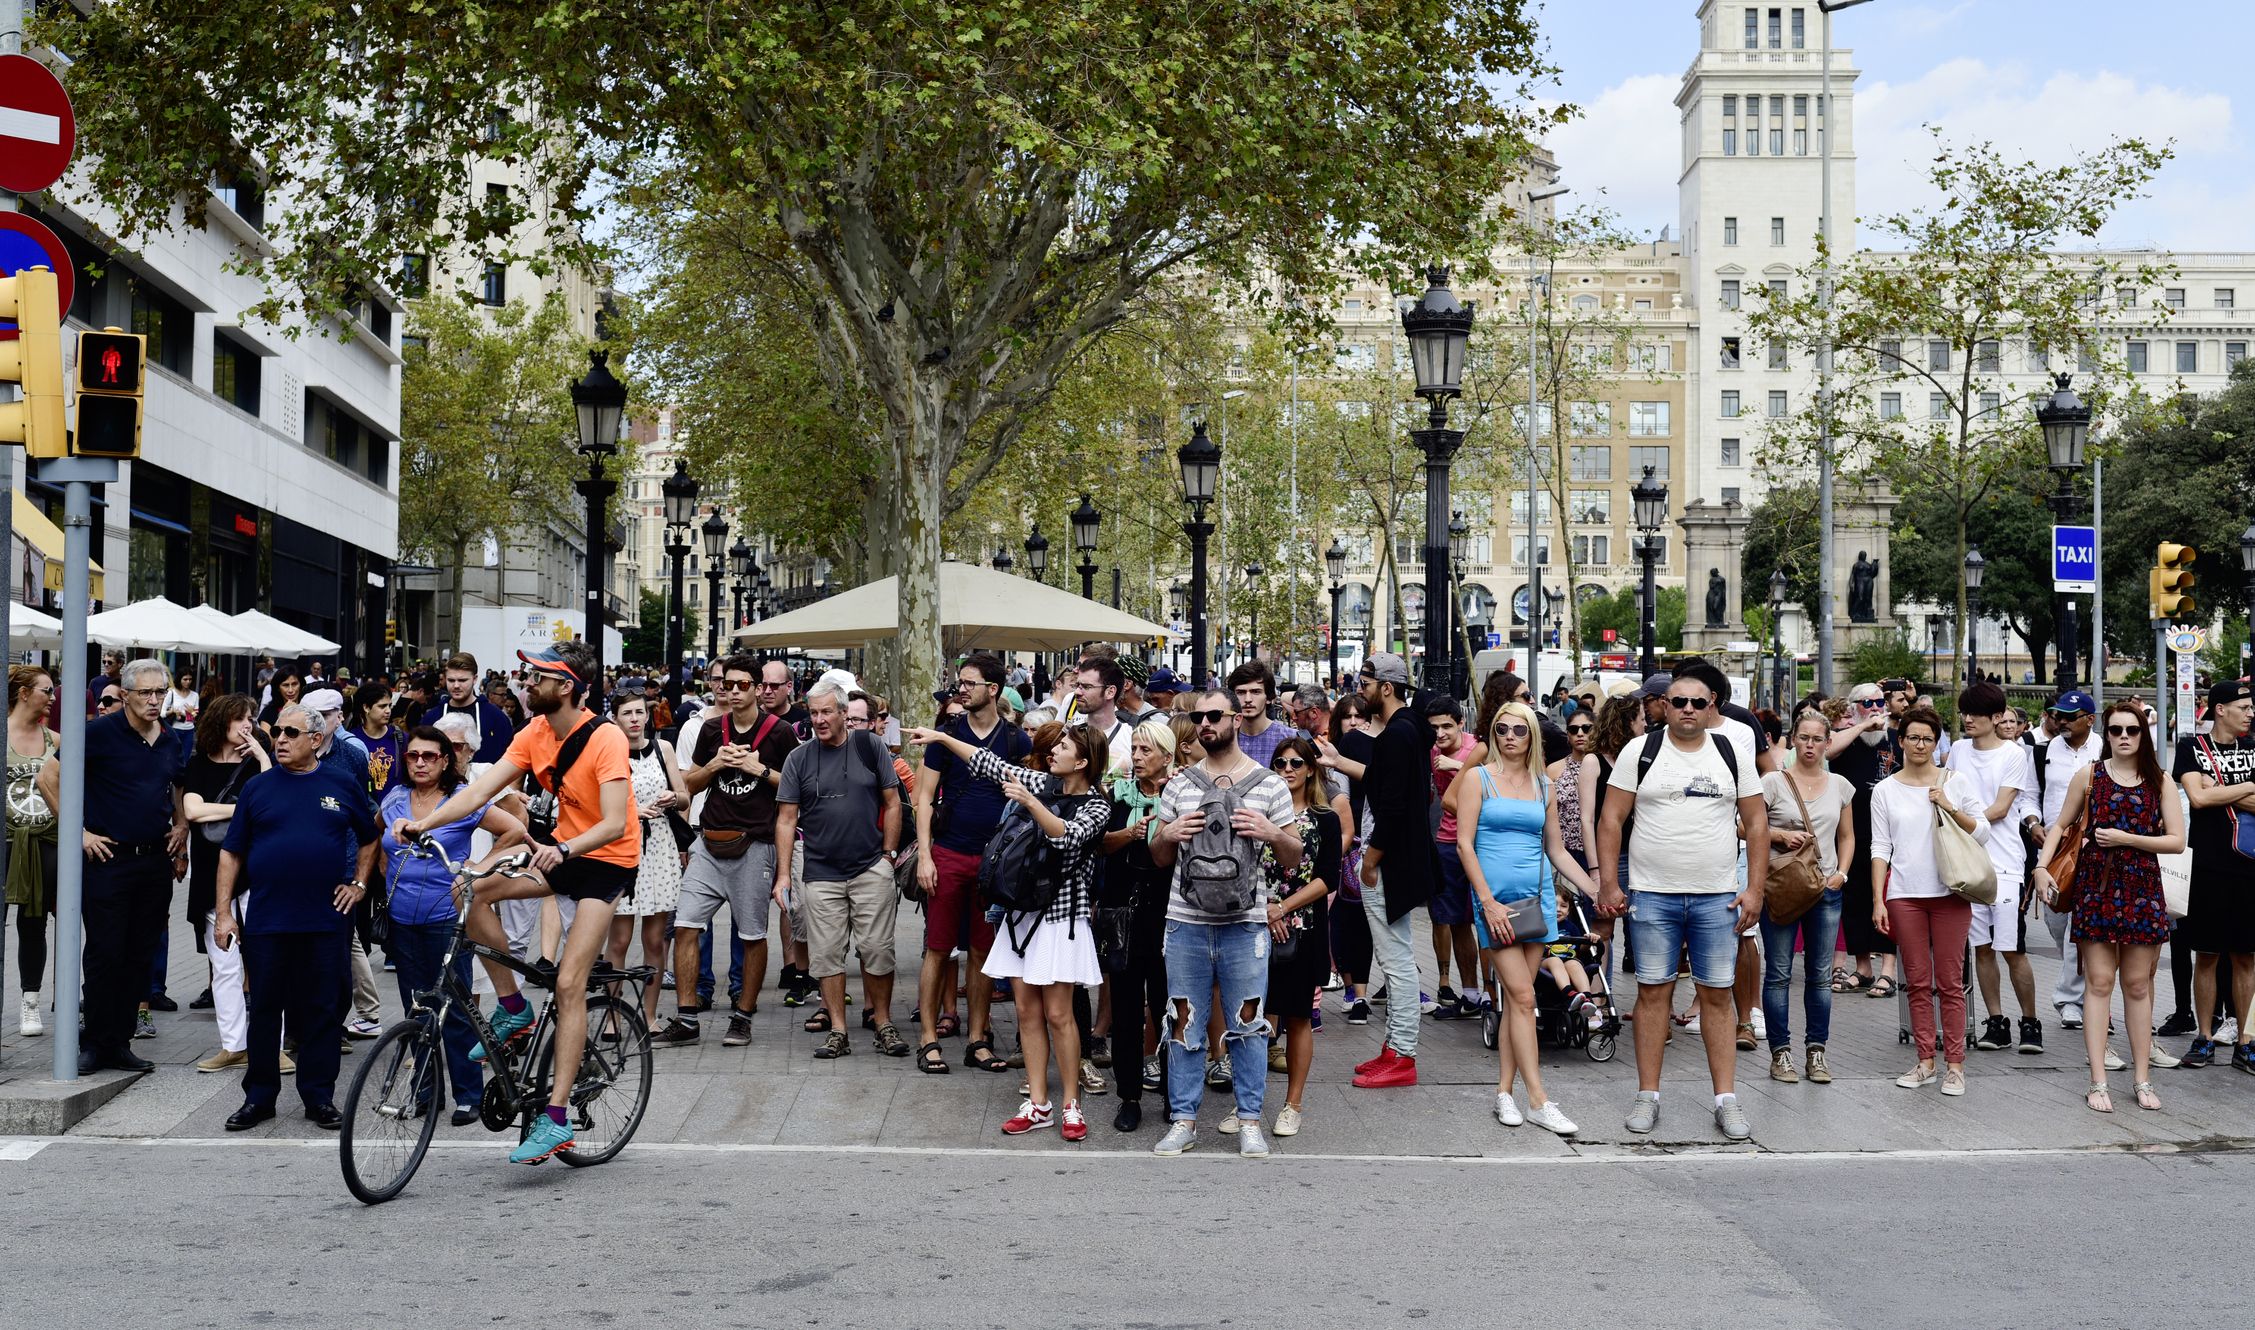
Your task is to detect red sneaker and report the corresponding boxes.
[1001,1100,1053,1135]
[1353,1054,1417,1088]
[1353,1045,1398,1077]
[1060,1103,1088,1142]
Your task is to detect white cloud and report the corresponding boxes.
[1851,60,2235,250]
[1547,74,1683,238]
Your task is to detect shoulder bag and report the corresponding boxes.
[1764,772,1829,926]
[1932,773,1999,906]
[653,741,695,853]
[2198,737,2255,861]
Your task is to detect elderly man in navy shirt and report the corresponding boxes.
[39,657,187,1074]
[212,704,380,1130]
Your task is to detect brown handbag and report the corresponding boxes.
[1764,773,1828,926]
[2044,812,2089,912]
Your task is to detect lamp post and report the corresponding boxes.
[1403,264,1474,701]
[1169,580,1190,675]
[570,350,625,668]
[1632,464,1668,676]
[660,459,698,711]
[755,567,772,622]
[701,509,728,664]
[729,538,754,632]
[1325,537,1347,688]
[1448,510,1473,687]
[1179,421,1221,686]
[1815,0,1875,696]
[1544,584,1564,656]
[991,543,1015,575]
[1520,179,1568,706]
[2037,375,2091,692]
[1768,568,1789,711]
[1071,493,1101,601]
[1963,548,1986,684]
[1023,523,1050,582]
[1244,562,1264,666]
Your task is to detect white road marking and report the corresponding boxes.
[0,1140,49,1160]
[0,106,63,144]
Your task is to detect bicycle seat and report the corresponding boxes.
[521,958,559,990]
[587,963,657,988]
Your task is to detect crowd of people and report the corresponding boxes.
[6,634,2252,1161]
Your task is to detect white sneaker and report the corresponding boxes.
[19,992,44,1037]
[1217,1113,1243,1134]
[1525,1100,1579,1135]
[1682,1009,1701,1032]
[1273,1105,1302,1137]
[2218,1017,2241,1044]
[1495,1093,1524,1126]
[1153,1121,1197,1155]
[2104,1047,2126,1072]
[2057,1001,2085,1029]
[1749,1009,1766,1040]
[1238,1121,1272,1158]
[2147,1044,2182,1069]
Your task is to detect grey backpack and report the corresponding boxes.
[1178,766,1272,915]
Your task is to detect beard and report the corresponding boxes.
[526,687,564,717]
[1858,725,1885,747]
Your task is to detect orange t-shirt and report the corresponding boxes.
[505,715,641,868]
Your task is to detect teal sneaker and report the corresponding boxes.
[470,1003,536,1063]
[510,1113,575,1165]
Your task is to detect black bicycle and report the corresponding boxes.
[339,837,655,1204]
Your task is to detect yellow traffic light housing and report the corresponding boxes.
[0,267,68,458]
[2150,541,2198,622]
[72,325,145,458]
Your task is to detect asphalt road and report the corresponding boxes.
[3,1134,2240,1329]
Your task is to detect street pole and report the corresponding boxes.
[705,564,723,663]
[1966,590,1979,682]
[1186,511,1213,688]
[2153,620,2168,738]
[1328,581,1342,688]
[1816,3,1842,696]
[2090,457,2103,700]
[1288,354,1299,682]
[665,535,688,712]
[577,459,614,667]
[1414,399,1464,703]
[2052,465,2079,694]
[1526,248,1543,707]
[0,0,20,938]
[44,457,118,1080]
[1638,535,1659,677]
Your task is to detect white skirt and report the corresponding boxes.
[982,913,1102,989]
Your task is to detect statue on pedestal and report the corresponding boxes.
[1848,551,1879,624]
[1705,567,1727,628]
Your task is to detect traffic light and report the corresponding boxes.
[2149,541,2198,622]
[72,325,145,458]
[385,619,399,647]
[0,266,68,458]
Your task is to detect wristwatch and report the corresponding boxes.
[557,840,575,861]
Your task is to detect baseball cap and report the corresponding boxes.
[1145,667,1184,695]
[517,647,581,682]
[1117,656,1150,688]
[1364,652,1411,686]
[1635,672,1674,700]
[2208,679,2253,707]
[301,688,345,715]
[1000,686,1026,713]
[2048,689,2097,717]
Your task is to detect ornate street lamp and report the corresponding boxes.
[701,509,729,664]
[991,543,1015,574]
[1962,548,1986,683]
[1632,465,1668,676]
[1178,421,1221,684]
[1070,493,1101,600]
[660,460,698,710]
[1768,568,1789,710]
[729,537,755,629]
[1403,265,1475,700]
[1325,537,1347,687]
[1244,561,1264,666]
[571,350,626,667]
[1023,523,1050,581]
[2037,375,2091,691]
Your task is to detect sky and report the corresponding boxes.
[1534,0,2253,253]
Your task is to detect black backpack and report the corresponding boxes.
[978,799,1066,955]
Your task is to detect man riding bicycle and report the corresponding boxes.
[397,639,637,1163]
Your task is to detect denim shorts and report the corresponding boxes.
[1427,848,1474,926]
[1626,889,1739,988]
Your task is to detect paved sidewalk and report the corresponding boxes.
[8,896,2252,1156]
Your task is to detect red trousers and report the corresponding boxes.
[1889,894,1973,1063]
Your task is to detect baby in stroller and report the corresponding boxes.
[1534,894,1619,1049]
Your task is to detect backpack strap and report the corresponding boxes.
[1632,726,1739,789]
[547,715,602,791]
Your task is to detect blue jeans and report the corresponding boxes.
[1626,890,1739,988]
[388,920,484,1108]
[1161,920,1271,1122]
[1362,868,1421,1056]
[1759,888,1842,1049]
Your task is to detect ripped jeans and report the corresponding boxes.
[1162,920,1271,1123]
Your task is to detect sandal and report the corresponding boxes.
[2133,1081,2161,1112]
[1833,971,1874,994]
[1868,976,1896,999]
[2084,1083,2113,1113]
[936,1013,961,1038]
[874,1022,911,1057]
[917,1041,951,1074]
[812,1029,851,1059]
[965,1037,1010,1073]
[803,1009,833,1034]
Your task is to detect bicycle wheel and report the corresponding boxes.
[545,995,651,1166]
[340,1016,444,1204]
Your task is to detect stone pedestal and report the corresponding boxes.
[1678,497,1749,654]
[1830,480,1901,653]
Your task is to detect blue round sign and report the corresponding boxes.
[0,212,75,339]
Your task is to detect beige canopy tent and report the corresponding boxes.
[731,561,1178,652]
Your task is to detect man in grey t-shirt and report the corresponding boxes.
[775,682,904,1058]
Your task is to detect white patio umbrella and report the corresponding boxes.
[86,597,263,653]
[730,561,1178,652]
[225,606,343,656]
[8,602,62,649]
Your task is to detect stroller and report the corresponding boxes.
[1482,892,1621,1063]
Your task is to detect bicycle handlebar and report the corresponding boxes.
[400,832,536,883]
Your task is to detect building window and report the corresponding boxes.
[1878,338,1901,368]
[2127,341,2148,373]
[2228,341,2247,369]
[2119,287,2139,310]
[1768,339,1788,369]
[398,253,429,299]
[1880,393,1903,419]
[1572,534,1610,566]
[1720,336,1742,369]
[1745,6,1759,48]
[1976,339,2000,372]
[1720,278,1740,309]
[1791,8,1805,47]
[127,276,194,376]
[1507,491,1555,526]
[1509,537,1551,568]
[1570,489,1611,524]
[1723,216,1738,246]
[1768,7,1782,47]
[1721,437,1742,466]
[1926,340,1949,371]
[1929,393,1948,420]
[1342,298,1362,313]
[1769,97,1784,154]
[1334,342,1377,372]
[2216,288,2235,310]
[2027,342,2049,371]
[2177,340,2197,373]
[211,169,266,231]
[1767,390,1788,417]
[1979,391,2001,419]
[1771,216,1785,245]
[2165,288,2186,310]
[1629,446,1671,479]
[1509,404,1555,440]
[1722,95,1737,156]
[1721,486,1742,505]
[1569,401,1611,436]
[1568,446,1612,480]
[212,333,261,415]
[1721,389,1742,418]
[687,582,699,607]
[1746,95,1760,156]
[481,260,506,306]
[1628,402,1670,436]
[1633,297,1653,311]
[1571,294,1599,311]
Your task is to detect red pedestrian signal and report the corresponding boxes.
[72,325,144,458]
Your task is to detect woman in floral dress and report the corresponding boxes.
[2036,700,2185,1113]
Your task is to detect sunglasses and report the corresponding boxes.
[757,681,790,690]
[405,751,446,763]
[1493,723,1530,738]
[1188,709,1231,725]
[718,680,756,692]
[273,725,310,739]
[1273,757,1309,770]
[1667,697,1713,711]
[98,696,122,707]
[2106,724,2144,737]
[1567,724,1593,735]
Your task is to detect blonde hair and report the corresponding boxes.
[1132,718,1177,759]
[1488,701,1545,782]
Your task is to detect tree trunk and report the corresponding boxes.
[441,537,470,657]
[860,470,904,705]
[894,374,951,742]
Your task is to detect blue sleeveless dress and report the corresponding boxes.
[1470,767,1559,947]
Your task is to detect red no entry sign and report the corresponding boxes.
[0,212,76,341]
[0,53,76,194]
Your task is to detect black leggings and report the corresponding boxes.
[15,904,49,991]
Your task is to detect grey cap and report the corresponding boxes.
[1635,672,1674,699]
[1364,652,1412,686]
